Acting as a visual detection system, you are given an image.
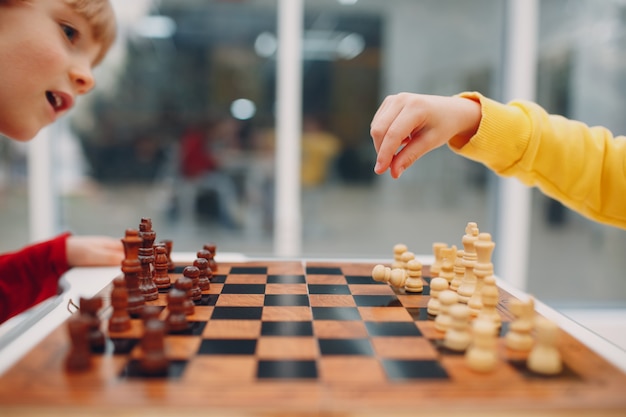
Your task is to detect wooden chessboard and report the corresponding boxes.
[0,260,625,416]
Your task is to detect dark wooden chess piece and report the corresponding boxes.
[139,316,169,376]
[121,229,145,317]
[161,239,176,272]
[108,277,131,333]
[197,248,217,275]
[153,244,172,289]
[174,276,195,316]
[203,243,218,272]
[166,287,188,333]
[183,266,202,302]
[194,257,211,291]
[65,315,92,372]
[138,218,158,301]
[79,296,105,352]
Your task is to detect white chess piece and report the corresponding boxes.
[443,303,472,352]
[466,318,498,373]
[527,317,562,375]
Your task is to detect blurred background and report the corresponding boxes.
[1,0,625,314]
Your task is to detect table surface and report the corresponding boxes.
[0,253,625,416]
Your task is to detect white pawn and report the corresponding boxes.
[527,318,562,375]
[505,297,535,351]
[438,246,457,287]
[477,275,501,331]
[434,290,458,333]
[443,303,472,352]
[466,318,498,373]
[430,242,447,277]
[389,268,407,288]
[372,264,391,283]
[404,259,423,293]
[450,249,465,292]
[457,223,479,304]
[392,243,408,269]
[401,251,415,271]
[427,277,448,316]
[373,264,406,288]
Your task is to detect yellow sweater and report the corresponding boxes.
[449,91,626,230]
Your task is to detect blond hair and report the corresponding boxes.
[64,0,117,65]
[0,0,117,65]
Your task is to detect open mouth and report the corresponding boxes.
[46,91,70,113]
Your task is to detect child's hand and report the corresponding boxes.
[66,235,124,267]
[370,93,482,179]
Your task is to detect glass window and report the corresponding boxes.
[1,0,623,309]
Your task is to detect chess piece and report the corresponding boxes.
[439,245,457,287]
[392,243,408,269]
[372,265,406,288]
[161,239,176,272]
[65,315,92,372]
[372,264,391,283]
[400,250,415,269]
[174,276,195,316]
[505,297,535,351]
[166,287,189,333]
[468,233,495,317]
[389,268,406,288]
[196,248,217,273]
[140,317,169,376]
[194,257,211,291]
[183,265,202,302]
[404,259,423,293]
[527,318,562,375]
[443,303,472,352]
[203,243,218,272]
[477,275,501,331]
[108,277,131,333]
[153,245,172,289]
[434,290,458,333]
[466,318,498,373]
[79,296,105,351]
[457,222,479,303]
[430,242,447,277]
[426,277,448,316]
[450,248,465,292]
[138,219,158,301]
[121,229,145,317]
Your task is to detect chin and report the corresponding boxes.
[2,126,43,142]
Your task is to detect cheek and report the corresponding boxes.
[10,32,66,78]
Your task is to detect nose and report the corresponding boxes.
[69,62,95,95]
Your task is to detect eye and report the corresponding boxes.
[61,24,79,43]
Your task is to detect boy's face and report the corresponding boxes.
[0,0,105,141]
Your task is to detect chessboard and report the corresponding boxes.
[0,256,625,416]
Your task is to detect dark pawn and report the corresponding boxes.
[79,297,105,351]
[108,277,131,333]
[203,243,218,270]
[140,317,169,376]
[161,239,176,272]
[153,245,172,289]
[166,287,188,333]
[183,266,202,302]
[194,257,211,291]
[196,248,217,273]
[65,315,92,372]
[174,276,195,316]
[141,305,163,323]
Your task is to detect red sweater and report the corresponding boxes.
[0,233,71,324]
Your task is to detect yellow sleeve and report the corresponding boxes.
[449,91,626,230]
